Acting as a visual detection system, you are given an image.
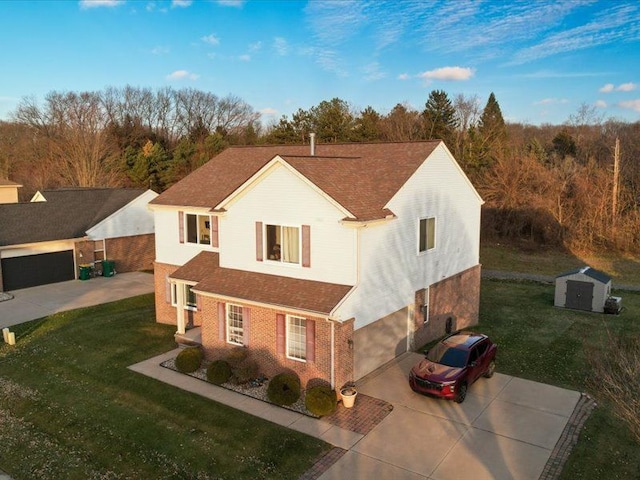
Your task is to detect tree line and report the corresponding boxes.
[0,86,638,253]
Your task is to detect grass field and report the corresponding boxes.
[474,279,640,479]
[0,295,327,480]
[480,242,640,285]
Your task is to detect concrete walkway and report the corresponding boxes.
[0,271,155,329]
[129,350,364,451]
[130,350,582,480]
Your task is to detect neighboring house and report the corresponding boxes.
[150,140,483,389]
[0,178,22,204]
[0,188,158,292]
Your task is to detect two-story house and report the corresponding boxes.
[149,140,483,389]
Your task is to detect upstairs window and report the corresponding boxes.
[266,224,299,264]
[419,217,436,253]
[186,214,212,245]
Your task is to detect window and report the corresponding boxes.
[419,217,436,253]
[266,224,299,264]
[186,214,212,245]
[226,304,244,345]
[287,315,306,361]
[171,283,197,310]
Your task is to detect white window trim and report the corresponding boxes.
[286,314,307,362]
[264,223,302,266]
[418,216,436,254]
[171,282,198,311]
[226,303,244,346]
[184,213,213,247]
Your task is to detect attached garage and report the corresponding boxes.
[1,250,75,291]
[554,266,612,313]
[353,307,409,380]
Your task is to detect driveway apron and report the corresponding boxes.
[320,352,580,480]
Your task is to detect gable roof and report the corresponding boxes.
[172,252,353,315]
[556,266,611,284]
[151,141,442,221]
[0,178,21,187]
[0,188,146,246]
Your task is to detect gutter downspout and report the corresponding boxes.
[329,226,361,389]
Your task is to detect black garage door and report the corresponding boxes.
[1,250,75,291]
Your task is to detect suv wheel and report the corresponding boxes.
[454,383,467,403]
[483,360,496,378]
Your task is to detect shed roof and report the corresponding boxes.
[556,266,611,284]
[0,178,21,187]
[151,141,446,221]
[171,251,353,315]
[0,188,146,246]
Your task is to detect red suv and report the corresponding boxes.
[409,331,497,403]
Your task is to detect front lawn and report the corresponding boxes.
[0,294,328,480]
[475,279,640,480]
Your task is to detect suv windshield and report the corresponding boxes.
[427,342,468,368]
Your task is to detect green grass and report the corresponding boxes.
[480,242,640,285]
[474,279,640,479]
[0,294,327,480]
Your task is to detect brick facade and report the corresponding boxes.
[412,264,481,349]
[105,234,155,273]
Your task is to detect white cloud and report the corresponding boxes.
[273,37,289,56]
[618,99,640,112]
[397,73,410,80]
[151,45,169,55]
[201,34,220,46]
[249,41,262,52]
[172,0,192,7]
[534,98,569,105]
[419,66,475,81]
[363,62,386,81]
[238,54,250,62]
[595,100,607,108]
[166,70,199,80]
[599,83,615,93]
[218,0,244,7]
[260,107,278,115]
[617,82,637,92]
[79,0,123,9]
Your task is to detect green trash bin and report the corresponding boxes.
[102,260,115,277]
[79,264,91,281]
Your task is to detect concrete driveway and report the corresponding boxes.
[321,352,580,480]
[0,271,154,329]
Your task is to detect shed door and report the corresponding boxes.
[1,250,75,291]
[565,280,593,311]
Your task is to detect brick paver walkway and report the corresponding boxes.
[322,393,393,435]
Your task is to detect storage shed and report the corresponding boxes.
[554,266,612,313]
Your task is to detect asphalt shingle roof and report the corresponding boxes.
[556,266,611,284]
[151,141,441,221]
[0,188,146,246]
[172,251,353,315]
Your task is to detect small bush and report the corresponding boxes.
[225,347,249,367]
[305,385,337,417]
[206,360,232,385]
[230,359,260,385]
[175,347,203,373]
[267,373,301,406]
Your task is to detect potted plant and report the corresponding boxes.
[340,385,357,408]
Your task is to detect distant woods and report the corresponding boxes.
[1,87,639,253]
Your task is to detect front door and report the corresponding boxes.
[565,280,593,311]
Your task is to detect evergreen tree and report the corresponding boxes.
[422,90,458,146]
[473,92,507,168]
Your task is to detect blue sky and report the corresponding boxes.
[0,0,639,126]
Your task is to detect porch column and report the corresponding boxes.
[175,283,186,334]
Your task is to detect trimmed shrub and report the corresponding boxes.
[206,360,232,385]
[267,373,301,406]
[230,359,260,385]
[174,347,203,373]
[225,347,249,367]
[305,385,337,417]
